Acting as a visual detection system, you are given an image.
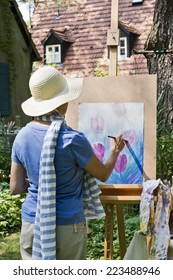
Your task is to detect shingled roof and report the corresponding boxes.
[31,0,156,76]
[42,28,75,45]
[119,20,141,36]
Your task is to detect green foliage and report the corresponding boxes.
[55,0,84,10]
[86,218,105,260]
[87,205,140,260]
[92,61,109,77]
[0,155,11,183]
[156,91,173,182]
[157,134,173,181]
[124,214,140,245]
[0,130,12,183]
[0,123,24,238]
[0,184,25,237]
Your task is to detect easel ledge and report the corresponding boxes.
[99,184,157,203]
[99,184,142,202]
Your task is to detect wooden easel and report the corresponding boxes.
[99,184,142,259]
[100,0,142,260]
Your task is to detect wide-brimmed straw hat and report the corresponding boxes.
[21,66,83,116]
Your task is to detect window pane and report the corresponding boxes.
[54,53,60,62]
[47,54,53,63]
[120,49,125,55]
[55,46,59,52]
[46,45,61,64]
[120,40,125,47]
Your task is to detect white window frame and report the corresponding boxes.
[45,44,61,64]
[118,37,128,61]
[132,0,143,3]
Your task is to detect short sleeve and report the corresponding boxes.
[71,133,94,168]
[11,140,21,164]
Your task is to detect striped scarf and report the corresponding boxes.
[32,112,105,260]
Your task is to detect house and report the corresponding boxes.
[0,0,40,126]
[31,0,156,77]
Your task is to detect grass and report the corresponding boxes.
[0,232,20,260]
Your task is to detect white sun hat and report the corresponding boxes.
[21,66,83,117]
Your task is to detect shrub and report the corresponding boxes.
[0,183,25,236]
[156,134,173,182]
[0,135,11,183]
[87,205,140,260]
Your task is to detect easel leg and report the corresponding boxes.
[116,204,126,259]
[104,204,114,260]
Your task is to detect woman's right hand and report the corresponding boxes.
[85,134,125,182]
[109,134,125,155]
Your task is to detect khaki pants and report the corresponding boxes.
[20,220,87,260]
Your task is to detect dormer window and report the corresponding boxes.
[117,21,141,61]
[46,45,61,64]
[43,29,74,66]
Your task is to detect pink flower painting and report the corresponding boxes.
[91,115,104,134]
[93,143,105,161]
[114,154,127,173]
[112,103,127,116]
[78,102,144,184]
[123,130,137,146]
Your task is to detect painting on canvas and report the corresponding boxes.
[78,102,144,184]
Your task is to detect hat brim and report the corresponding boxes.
[21,77,83,117]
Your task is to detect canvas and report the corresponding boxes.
[78,102,144,184]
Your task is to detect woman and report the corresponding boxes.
[10,66,125,260]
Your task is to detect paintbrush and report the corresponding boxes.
[108,135,117,142]
[108,135,149,180]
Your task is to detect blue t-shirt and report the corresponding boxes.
[11,122,94,225]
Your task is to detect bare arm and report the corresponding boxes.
[84,135,125,182]
[10,162,29,195]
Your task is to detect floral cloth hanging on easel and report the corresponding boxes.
[140,179,172,260]
[124,179,172,260]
